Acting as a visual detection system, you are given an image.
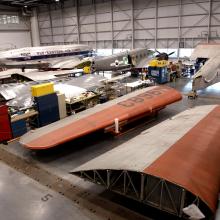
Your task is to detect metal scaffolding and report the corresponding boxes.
[74,169,212,219]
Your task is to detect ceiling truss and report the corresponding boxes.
[0,0,66,8]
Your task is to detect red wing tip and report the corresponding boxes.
[21,143,58,150]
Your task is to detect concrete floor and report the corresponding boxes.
[0,77,219,220]
[0,161,93,220]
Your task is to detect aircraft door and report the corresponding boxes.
[131,54,137,66]
[127,54,132,65]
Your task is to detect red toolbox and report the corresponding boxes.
[0,105,12,142]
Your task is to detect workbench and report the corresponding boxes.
[66,93,100,114]
[125,80,153,92]
[11,110,39,132]
[11,110,38,123]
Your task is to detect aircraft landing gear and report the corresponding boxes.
[188,90,198,99]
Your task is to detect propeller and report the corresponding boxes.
[155,50,175,60]
[168,51,175,56]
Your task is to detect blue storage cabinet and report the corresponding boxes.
[11,120,27,138]
[148,66,168,84]
[34,93,60,127]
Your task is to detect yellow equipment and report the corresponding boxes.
[31,82,54,97]
[148,59,168,67]
[83,66,91,74]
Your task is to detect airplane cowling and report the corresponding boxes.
[110,59,123,67]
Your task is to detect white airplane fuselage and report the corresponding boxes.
[0,44,93,61]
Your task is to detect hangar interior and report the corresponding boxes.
[0,0,219,220]
[1,0,220,52]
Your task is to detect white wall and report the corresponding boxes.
[0,31,31,49]
[37,0,220,55]
[0,8,32,49]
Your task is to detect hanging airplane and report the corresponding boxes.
[0,44,93,71]
[188,43,220,98]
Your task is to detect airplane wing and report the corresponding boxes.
[0,68,31,79]
[0,82,34,109]
[0,56,92,70]
[37,55,92,69]
[190,44,220,60]
[70,105,220,218]
[0,59,50,69]
[11,69,84,81]
[192,55,220,91]
[1,74,106,109]
[19,86,182,150]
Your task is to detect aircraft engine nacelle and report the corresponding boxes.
[110,59,124,67]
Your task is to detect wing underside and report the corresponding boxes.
[0,56,91,70]
[192,55,220,91]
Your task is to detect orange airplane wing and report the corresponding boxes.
[19,86,182,149]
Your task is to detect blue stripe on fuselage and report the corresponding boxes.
[7,50,92,61]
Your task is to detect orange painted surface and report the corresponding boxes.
[145,106,220,213]
[21,86,181,149]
